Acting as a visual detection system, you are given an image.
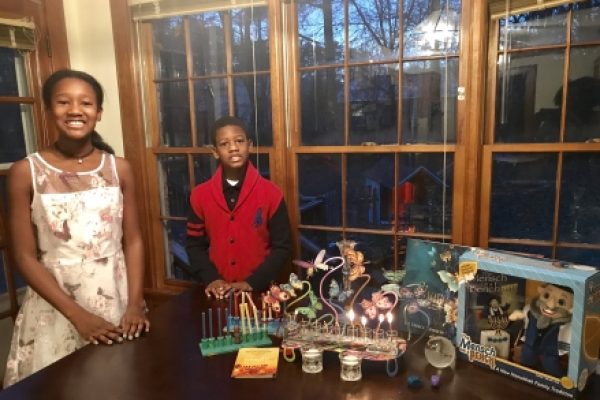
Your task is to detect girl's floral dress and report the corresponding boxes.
[3,152,128,387]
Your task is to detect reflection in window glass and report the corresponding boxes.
[348,0,399,62]
[250,155,270,179]
[163,220,192,280]
[558,153,600,244]
[231,7,270,73]
[397,153,453,235]
[571,1,600,44]
[299,229,342,261]
[233,75,272,146]
[345,232,394,270]
[194,79,228,146]
[158,155,190,218]
[190,12,226,76]
[403,0,461,57]
[157,82,191,147]
[298,154,341,226]
[495,50,564,143]
[564,46,600,143]
[491,153,557,240]
[498,6,568,50]
[193,154,218,186]
[153,17,186,79]
[346,154,394,229]
[349,65,398,145]
[0,104,29,164]
[402,58,458,144]
[556,248,600,269]
[300,69,344,145]
[0,48,29,96]
[297,0,344,67]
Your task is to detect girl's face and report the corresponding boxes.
[50,77,102,140]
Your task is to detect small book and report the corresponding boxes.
[231,347,280,379]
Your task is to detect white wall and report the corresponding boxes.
[62,0,124,156]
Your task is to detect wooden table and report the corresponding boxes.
[1,287,598,399]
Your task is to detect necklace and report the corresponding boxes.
[54,143,95,164]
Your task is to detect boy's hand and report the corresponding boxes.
[230,281,253,292]
[205,279,231,299]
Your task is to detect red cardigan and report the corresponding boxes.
[187,163,286,284]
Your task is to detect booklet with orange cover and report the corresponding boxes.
[231,347,280,379]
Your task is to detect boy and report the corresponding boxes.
[186,116,292,299]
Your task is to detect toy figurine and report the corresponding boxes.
[509,283,573,377]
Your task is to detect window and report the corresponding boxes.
[134,3,275,284]
[481,0,600,266]
[293,0,461,269]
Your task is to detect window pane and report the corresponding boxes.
[403,0,461,57]
[250,155,270,179]
[402,58,458,144]
[300,68,344,145]
[164,220,192,281]
[571,1,600,44]
[558,153,600,244]
[298,154,341,226]
[345,232,394,270]
[346,154,394,229]
[193,154,218,186]
[397,153,453,234]
[490,153,557,240]
[498,6,568,50]
[233,75,272,146]
[297,0,345,66]
[0,104,32,164]
[495,50,564,143]
[564,46,600,142]
[348,0,399,62]
[190,12,226,76]
[158,155,190,217]
[194,79,228,146]
[157,82,191,147]
[298,229,342,261]
[349,64,398,145]
[0,48,29,96]
[231,7,270,73]
[555,248,600,268]
[153,17,186,79]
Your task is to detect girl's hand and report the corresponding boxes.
[120,303,150,340]
[70,309,124,345]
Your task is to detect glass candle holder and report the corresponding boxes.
[301,346,323,374]
[345,325,360,340]
[339,352,362,381]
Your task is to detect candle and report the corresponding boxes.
[268,305,273,320]
[201,312,206,339]
[229,292,233,316]
[253,306,260,332]
[208,308,213,338]
[361,315,367,338]
[217,307,222,337]
[226,308,231,335]
[347,309,355,324]
[386,311,393,331]
[240,304,247,335]
[376,313,384,331]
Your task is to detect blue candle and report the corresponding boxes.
[208,308,213,338]
[226,308,231,334]
[217,307,222,337]
[201,312,206,339]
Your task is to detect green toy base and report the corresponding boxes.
[199,332,272,356]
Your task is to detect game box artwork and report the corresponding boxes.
[456,249,600,399]
[399,239,471,340]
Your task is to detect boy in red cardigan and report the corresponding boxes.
[186,116,291,299]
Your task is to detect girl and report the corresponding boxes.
[3,69,150,387]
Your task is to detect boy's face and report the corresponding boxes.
[212,124,252,172]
